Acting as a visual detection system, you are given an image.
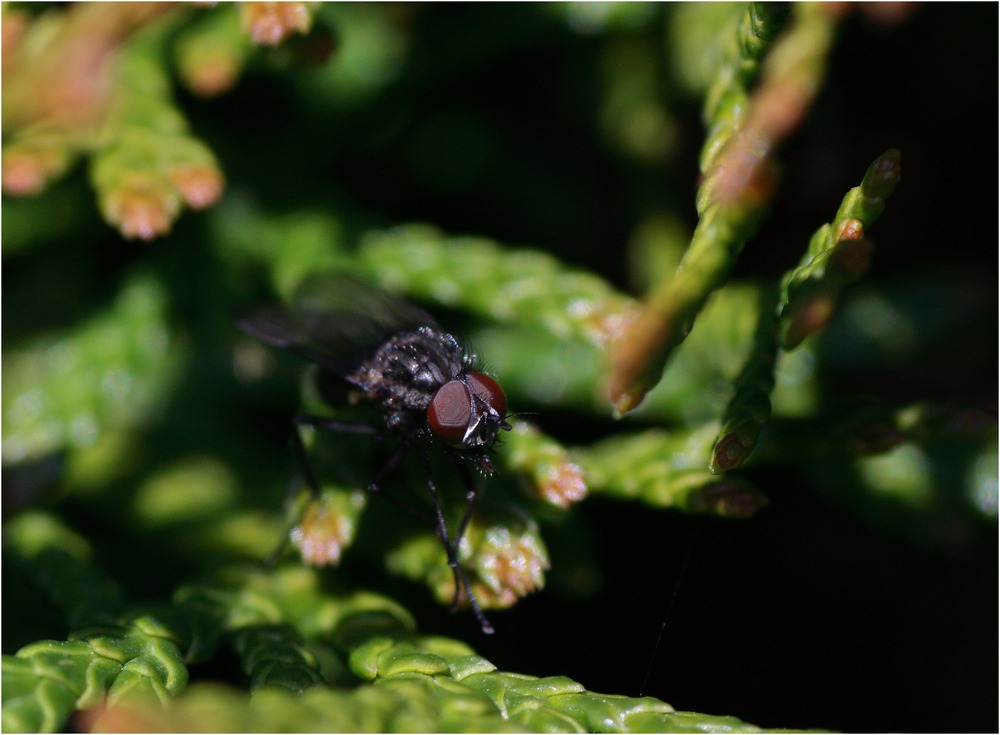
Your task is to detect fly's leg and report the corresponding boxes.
[279,416,441,559]
[267,415,379,565]
[420,444,494,635]
[292,414,379,496]
[279,418,495,634]
[450,453,479,563]
[357,439,440,526]
[295,418,434,524]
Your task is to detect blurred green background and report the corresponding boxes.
[3,3,996,731]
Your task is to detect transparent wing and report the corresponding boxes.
[237,273,439,376]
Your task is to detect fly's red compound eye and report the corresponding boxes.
[467,372,506,421]
[427,380,473,446]
[427,373,507,447]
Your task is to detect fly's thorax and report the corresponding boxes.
[368,327,467,413]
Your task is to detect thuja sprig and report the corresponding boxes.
[701,3,791,168]
[90,30,225,241]
[83,640,769,733]
[605,2,791,417]
[2,273,178,467]
[3,632,189,733]
[574,427,768,518]
[1,5,232,240]
[229,624,326,693]
[607,3,842,416]
[0,4,174,134]
[357,224,634,347]
[1,124,78,197]
[2,551,421,732]
[606,170,776,417]
[174,5,252,98]
[779,149,902,349]
[4,513,775,732]
[173,2,320,98]
[501,420,588,509]
[823,401,995,458]
[0,4,171,196]
[709,286,780,473]
[2,513,189,732]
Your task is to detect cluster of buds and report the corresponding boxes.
[387,503,551,613]
[2,3,319,242]
[289,489,367,567]
[503,421,587,509]
[91,135,224,242]
[240,2,313,47]
[453,509,551,610]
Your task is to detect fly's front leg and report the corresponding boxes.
[450,452,480,560]
[421,444,493,635]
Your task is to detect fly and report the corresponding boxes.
[238,273,511,634]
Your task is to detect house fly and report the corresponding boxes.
[238,273,510,633]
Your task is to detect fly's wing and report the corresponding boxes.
[238,274,439,377]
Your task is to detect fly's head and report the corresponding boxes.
[427,371,511,472]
